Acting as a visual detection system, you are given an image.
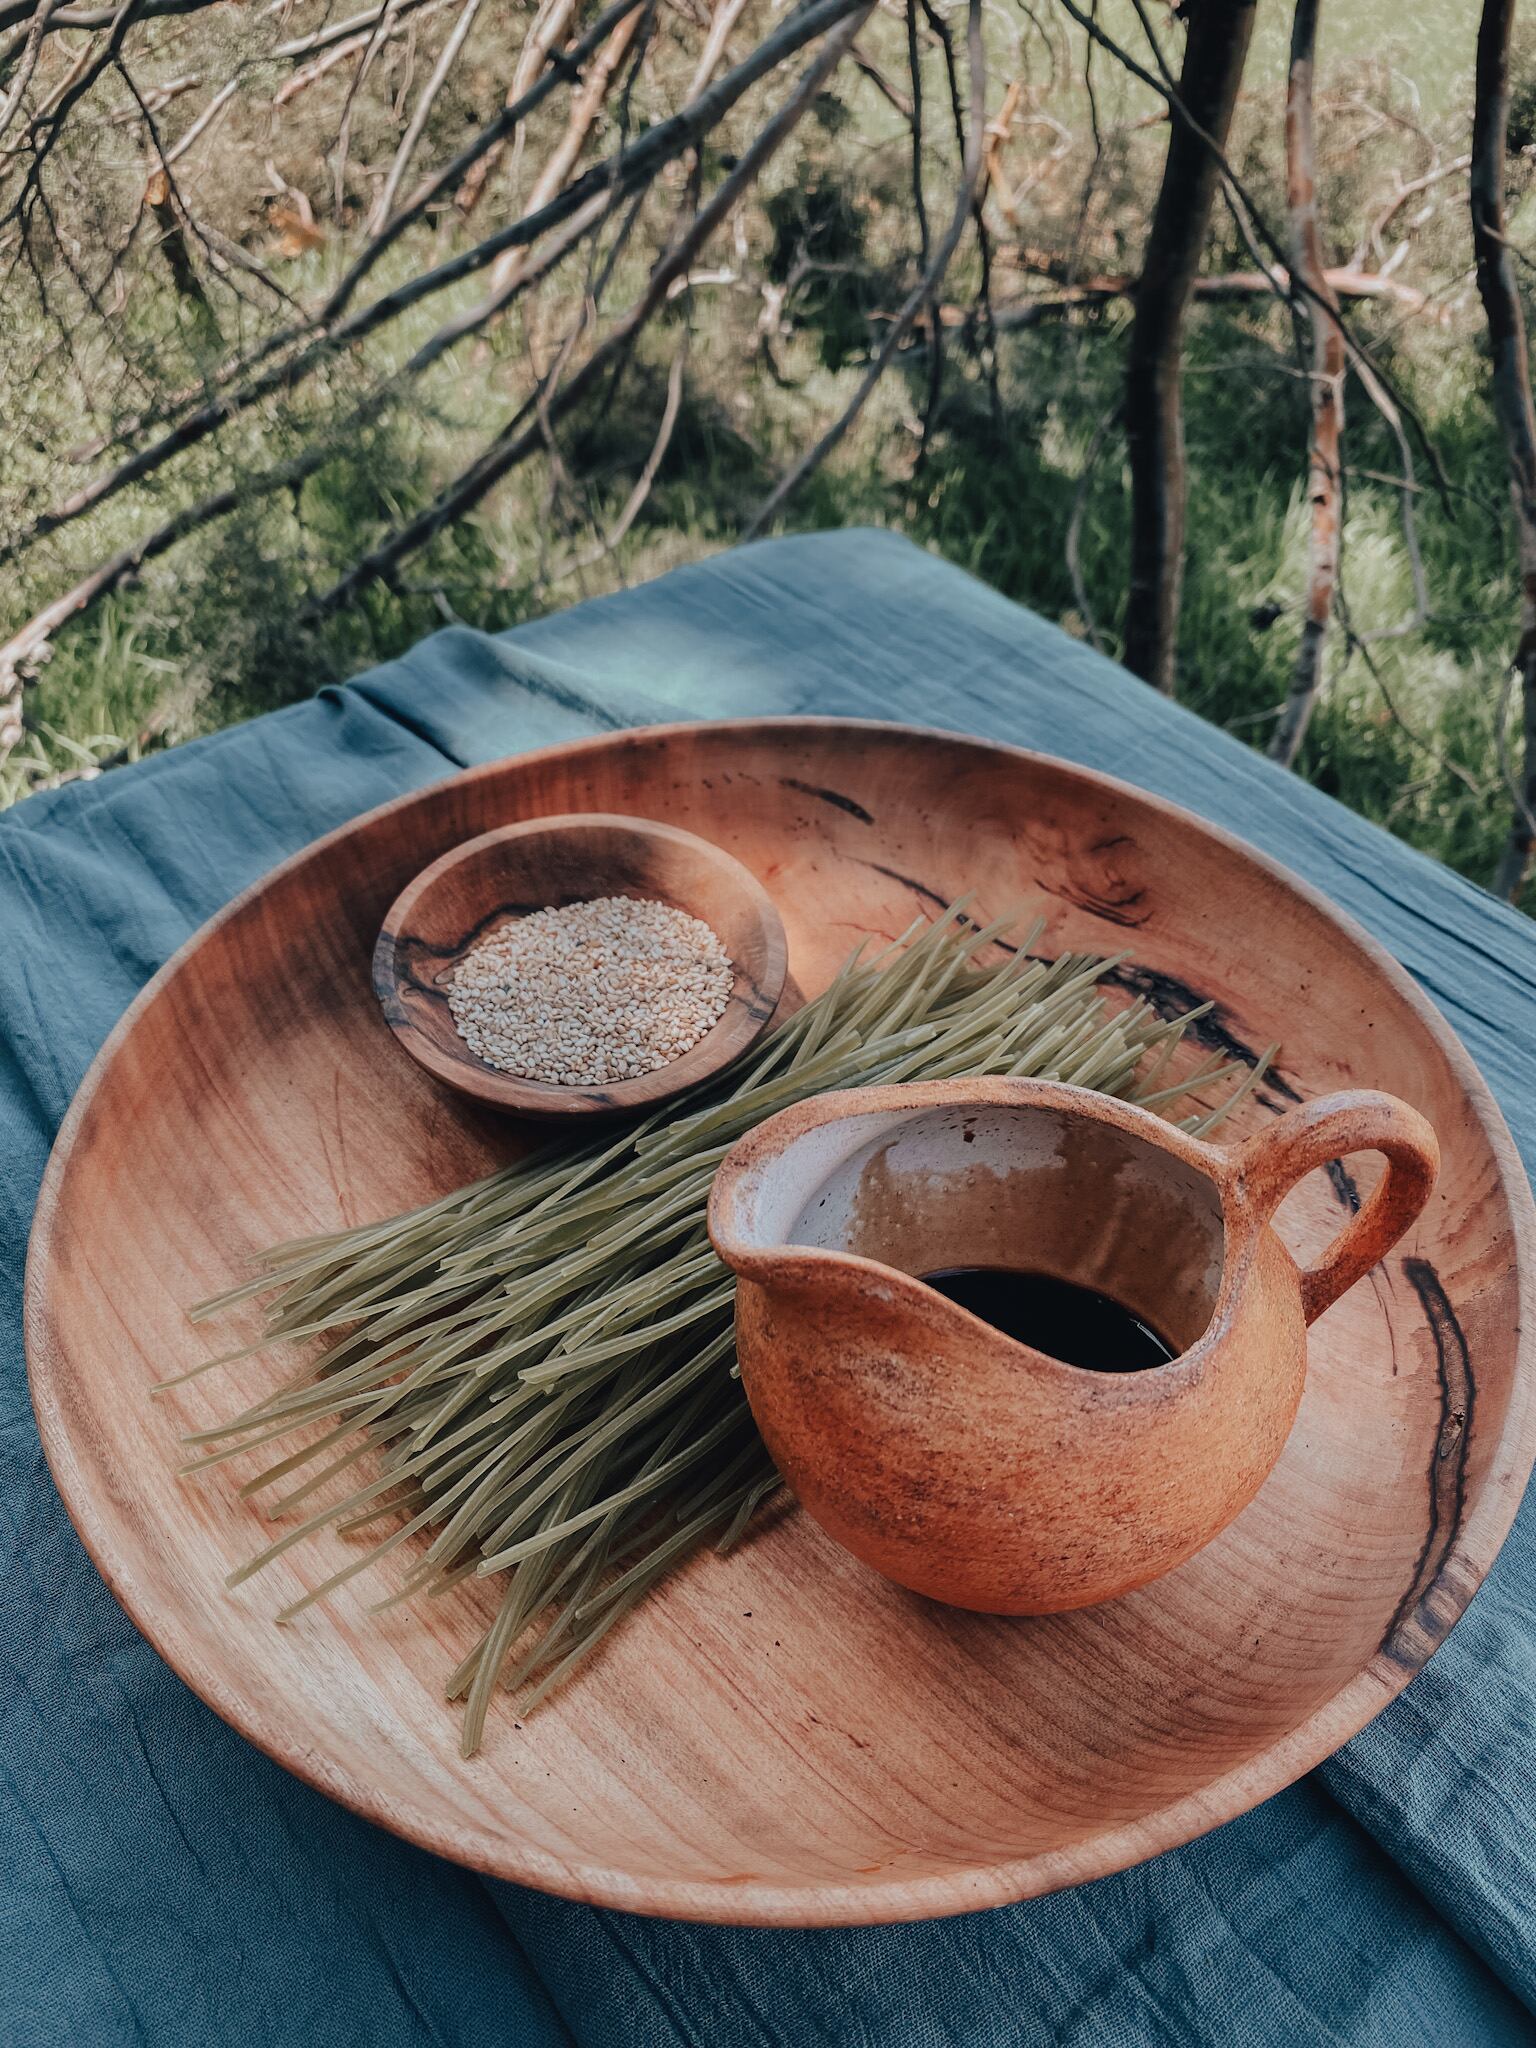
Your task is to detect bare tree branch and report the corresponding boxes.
[924,262,1431,335]
[1359,150,1470,266]
[367,0,488,230]
[330,0,403,218]
[547,328,689,582]
[455,0,578,215]
[1053,0,1454,515]
[310,0,878,614]
[1472,0,1536,900]
[0,0,213,56]
[486,0,647,300]
[0,0,878,697]
[741,0,991,536]
[1066,401,1115,654]
[686,0,749,97]
[0,174,620,695]
[744,0,985,537]
[1269,0,1343,768]
[5,0,867,563]
[163,71,233,161]
[0,0,60,147]
[905,0,939,450]
[273,0,453,107]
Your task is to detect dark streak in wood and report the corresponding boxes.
[1380,1257,1476,1667]
[1035,877,1152,929]
[855,861,956,916]
[854,859,1304,1110]
[780,778,876,826]
[383,897,550,1003]
[1098,961,1302,1117]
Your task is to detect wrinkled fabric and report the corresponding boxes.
[2,531,1533,2048]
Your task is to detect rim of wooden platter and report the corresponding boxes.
[24,716,1536,1929]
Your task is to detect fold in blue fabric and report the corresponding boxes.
[2,532,1533,2048]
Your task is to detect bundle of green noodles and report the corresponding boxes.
[177,903,1268,1754]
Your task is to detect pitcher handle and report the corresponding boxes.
[1227,1090,1440,1324]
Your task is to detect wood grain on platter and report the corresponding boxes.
[24,719,1536,1927]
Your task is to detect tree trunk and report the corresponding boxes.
[1472,0,1536,901]
[1122,0,1258,693]
[1269,0,1344,768]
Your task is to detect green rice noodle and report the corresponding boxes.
[180,903,1272,1755]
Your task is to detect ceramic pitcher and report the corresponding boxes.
[707,1076,1439,1614]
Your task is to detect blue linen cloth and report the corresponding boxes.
[3,530,1534,2047]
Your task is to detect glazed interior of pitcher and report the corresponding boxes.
[744,1099,1228,1362]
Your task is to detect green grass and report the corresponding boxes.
[12,292,1526,903]
[771,299,1521,899]
[5,2,1531,913]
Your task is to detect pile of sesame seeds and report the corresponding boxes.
[447,893,735,1086]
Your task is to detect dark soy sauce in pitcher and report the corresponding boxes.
[920,1268,1177,1373]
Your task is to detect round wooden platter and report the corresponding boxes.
[25,718,1536,1928]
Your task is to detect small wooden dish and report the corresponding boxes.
[372,812,788,1115]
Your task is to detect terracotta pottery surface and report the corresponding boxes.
[24,718,1536,1928]
[710,1077,1439,1616]
[373,811,787,1115]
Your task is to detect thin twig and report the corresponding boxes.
[163,71,233,163]
[547,329,689,583]
[1359,150,1470,267]
[686,0,748,96]
[456,0,578,215]
[1269,0,1343,769]
[1473,0,1536,898]
[330,0,402,219]
[1052,0,1455,516]
[743,0,986,537]
[0,0,60,147]
[307,0,878,616]
[4,0,864,567]
[367,0,487,231]
[1066,402,1116,653]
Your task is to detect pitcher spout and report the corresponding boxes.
[708,1077,1229,1360]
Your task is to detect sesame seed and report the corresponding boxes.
[446,894,735,1086]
